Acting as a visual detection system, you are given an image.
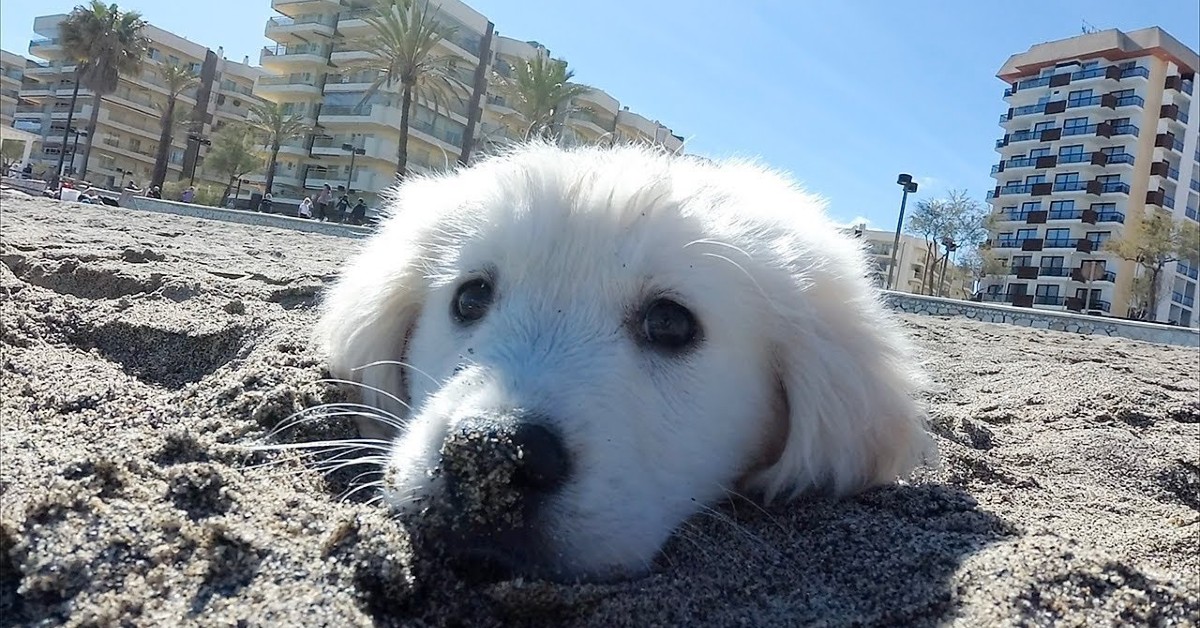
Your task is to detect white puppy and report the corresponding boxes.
[315,142,934,581]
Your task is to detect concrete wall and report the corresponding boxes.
[125,196,373,239]
[882,290,1200,348]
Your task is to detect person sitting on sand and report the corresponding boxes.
[77,187,101,204]
[298,196,314,219]
[146,185,162,199]
[350,198,367,225]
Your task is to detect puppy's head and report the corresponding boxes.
[315,143,933,581]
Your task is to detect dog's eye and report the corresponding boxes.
[641,299,697,350]
[452,279,493,323]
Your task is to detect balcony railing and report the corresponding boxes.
[1111,124,1139,137]
[258,76,320,87]
[1036,266,1071,277]
[321,104,373,116]
[1190,180,1200,193]
[1097,181,1129,194]
[263,44,329,57]
[1187,206,1199,222]
[268,15,335,27]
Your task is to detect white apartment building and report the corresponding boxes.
[842,223,969,298]
[249,0,683,209]
[982,27,1199,328]
[16,15,264,190]
[1,49,25,129]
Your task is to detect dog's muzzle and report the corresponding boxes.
[412,413,572,579]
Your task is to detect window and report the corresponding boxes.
[1067,89,1093,106]
[1021,201,1041,213]
[1090,202,1116,215]
[1033,120,1055,133]
[1075,287,1102,304]
[1059,144,1085,157]
[1035,284,1060,297]
[1039,256,1065,269]
[1008,283,1030,296]
[1096,174,1121,184]
[1081,60,1099,69]
[1063,117,1090,133]
[1049,200,1075,218]
[1101,146,1126,156]
[1055,172,1080,184]
[1016,228,1038,241]
[1029,147,1051,158]
[1012,255,1033,267]
[1111,88,1135,99]
[1046,228,1071,246]
[1086,231,1111,246]
[1026,174,1047,185]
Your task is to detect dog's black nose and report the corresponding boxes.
[438,417,572,529]
[510,423,569,492]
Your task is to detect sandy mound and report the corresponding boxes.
[1,193,1197,626]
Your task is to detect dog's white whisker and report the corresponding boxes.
[351,359,438,387]
[314,377,412,410]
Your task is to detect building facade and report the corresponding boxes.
[982,27,1198,328]
[15,15,264,190]
[843,223,969,298]
[1,49,25,129]
[250,0,683,210]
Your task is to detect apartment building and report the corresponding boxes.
[15,15,264,190]
[249,0,683,209]
[982,27,1199,328]
[842,223,969,298]
[1,49,25,129]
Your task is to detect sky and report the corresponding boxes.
[1,0,1197,230]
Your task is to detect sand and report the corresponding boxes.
[1,190,1198,627]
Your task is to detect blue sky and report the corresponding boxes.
[2,0,1197,229]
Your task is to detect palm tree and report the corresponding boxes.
[350,0,470,178]
[149,62,199,189]
[245,101,310,194]
[203,122,262,204]
[490,55,594,143]
[59,1,150,180]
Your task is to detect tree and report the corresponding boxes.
[245,101,310,194]
[348,0,470,178]
[490,55,594,143]
[1105,210,1200,321]
[956,246,1006,297]
[906,189,988,295]
[59,1,150,180]
[203,123,261,204]
[1,140,24,171]
[149,61,199,189]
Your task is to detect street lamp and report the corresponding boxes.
[886,174,919,291]
[186,133,211,186]
[936,236,959,298]
[341,142,365,193]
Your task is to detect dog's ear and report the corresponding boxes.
[313,214,433,439]
[742,282,935,503]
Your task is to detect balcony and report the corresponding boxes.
[255,75,323,97]
[1064,298,1112,313]
[1187,206,1199,222]
[1042,238,1095,252]
[1172,292,1196,308]
[270,0,340,16]
[1006,65,1148,97]
[260,44,329,69]
[1070,268,1115,283]
[1191,180,1200,193]
[1155,133,1184,152]
[265,15,336,40]
[28,37,62,56]
[1165,75,1195,96]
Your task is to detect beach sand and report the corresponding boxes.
[2,191,1197,626]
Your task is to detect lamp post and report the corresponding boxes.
[341,142,365,192]
[186,133,211,186]
[886,174,919,291]
[936,236,959,298]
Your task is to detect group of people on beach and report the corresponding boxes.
[295,183,369,225]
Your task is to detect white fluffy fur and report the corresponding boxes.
[314,142,935,578]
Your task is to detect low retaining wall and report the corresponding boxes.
[125,196,374,240]
[882,291,1199,348]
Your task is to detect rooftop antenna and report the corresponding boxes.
[1081,20,1099,34]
